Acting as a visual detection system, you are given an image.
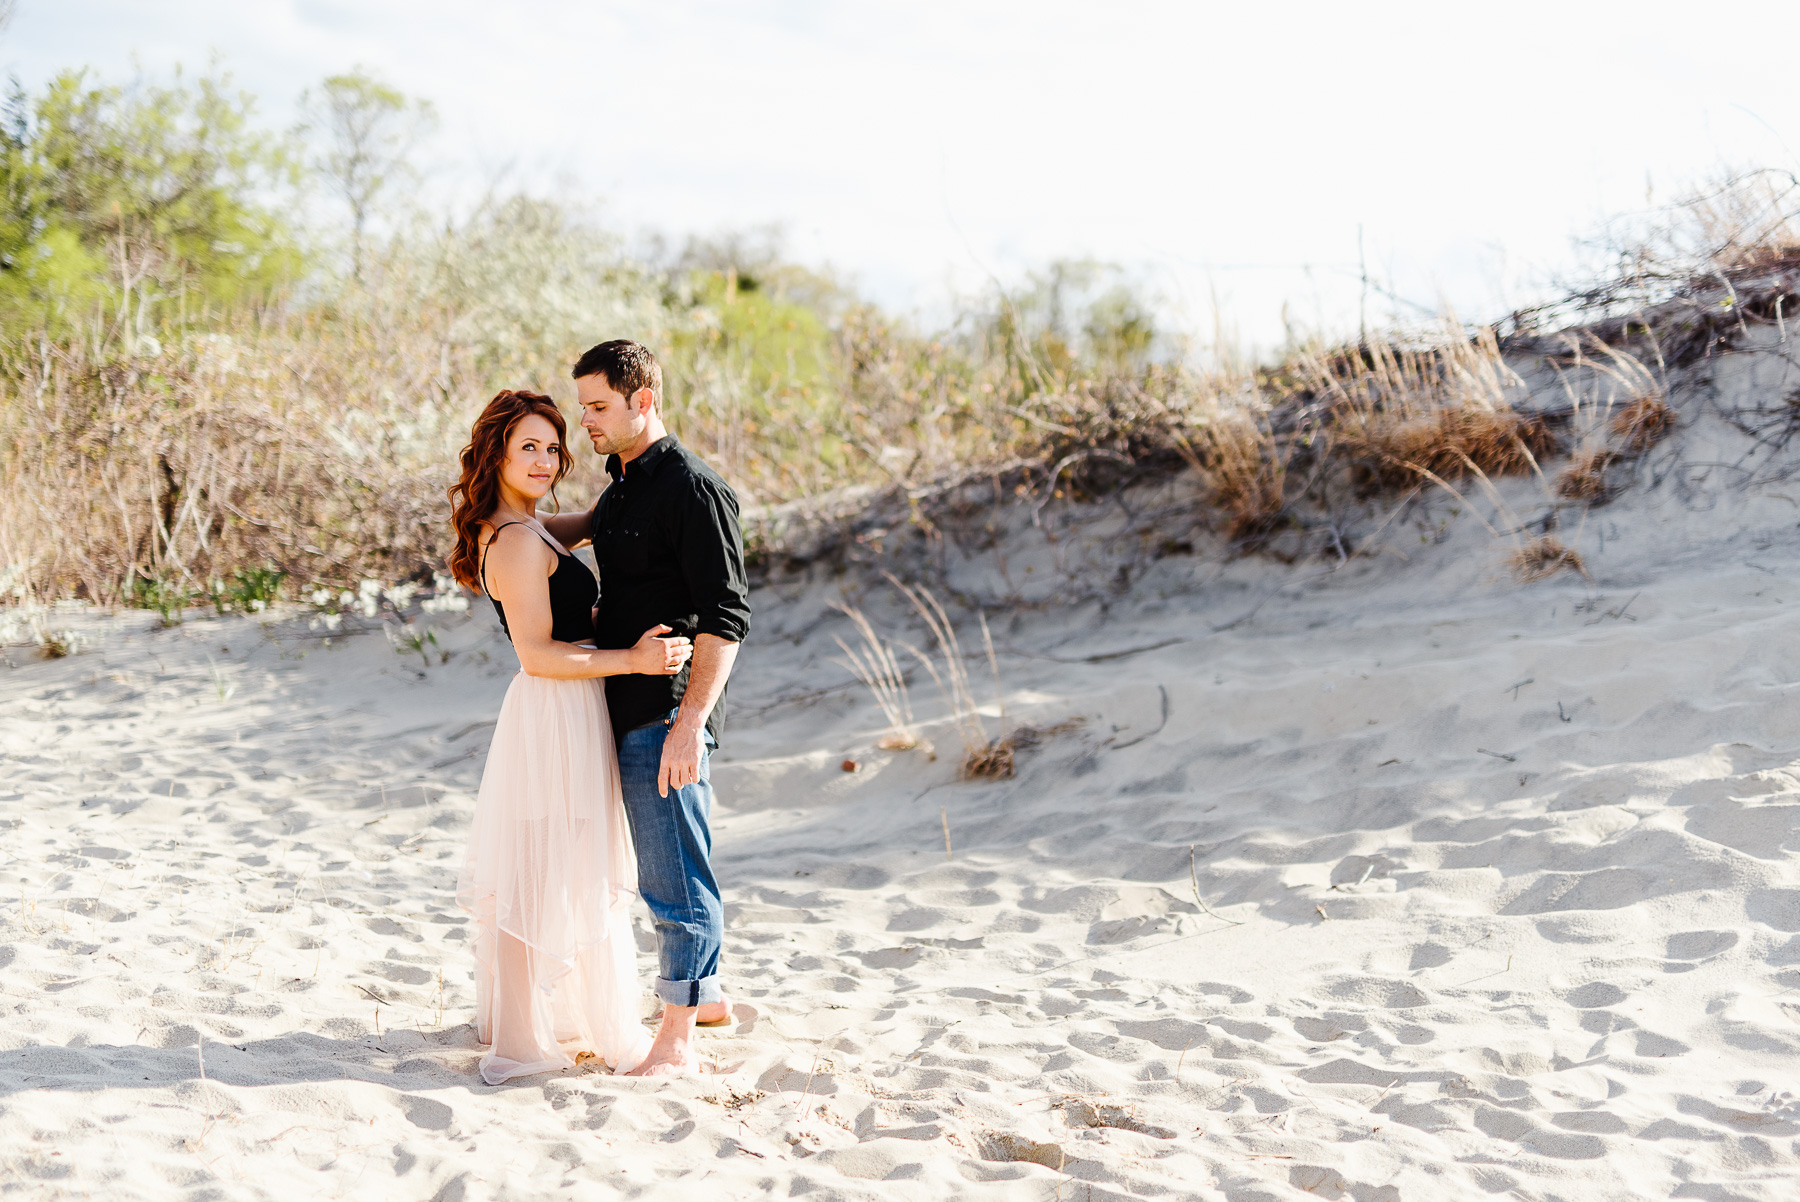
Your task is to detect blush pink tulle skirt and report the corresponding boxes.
[456,672,651,1084]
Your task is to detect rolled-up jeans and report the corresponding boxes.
[615,707,723,1007]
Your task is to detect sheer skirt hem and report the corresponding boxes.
[455,672,647,1083]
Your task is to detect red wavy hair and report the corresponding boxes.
[447,390,573,592]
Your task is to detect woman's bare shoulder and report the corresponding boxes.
[480,522,555,580]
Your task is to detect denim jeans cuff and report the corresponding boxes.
[654,974,723,1007]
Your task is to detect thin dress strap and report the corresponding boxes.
[478,521,568,594]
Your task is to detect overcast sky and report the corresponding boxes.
[9,0,1800,350]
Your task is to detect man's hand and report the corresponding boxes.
[658,633,739,798]
[658,718,706,798]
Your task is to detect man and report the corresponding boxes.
[542,339,749,1077]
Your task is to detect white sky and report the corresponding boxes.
[9,0,1800,351]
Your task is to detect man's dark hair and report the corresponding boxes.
[572,339,662,402]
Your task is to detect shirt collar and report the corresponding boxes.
[606,434,680,482]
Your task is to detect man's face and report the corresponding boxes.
[576,373,650,457]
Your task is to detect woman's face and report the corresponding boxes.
[498,413,563,505]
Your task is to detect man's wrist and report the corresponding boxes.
[670,711,708,736]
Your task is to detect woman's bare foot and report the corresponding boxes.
[625,1005,700,1077]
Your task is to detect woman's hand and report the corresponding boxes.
[629,624,693,676]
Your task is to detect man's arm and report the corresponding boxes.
[657,473,751,797]
[658,634,739,797]
[537,499,598,550]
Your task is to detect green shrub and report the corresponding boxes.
[211,567,285,614]
[127,574,192,626]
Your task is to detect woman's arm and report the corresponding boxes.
[483,525,689,680]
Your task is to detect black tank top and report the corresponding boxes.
[479,522,599,645]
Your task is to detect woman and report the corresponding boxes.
[446,389,692,1084]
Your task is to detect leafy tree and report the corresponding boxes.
[1085,285,1157,370]
[0,66,301,341]
[0,80,43,283]
[980,260,1161,391]
[301,69,435,278]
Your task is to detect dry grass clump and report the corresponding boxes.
[1552,392,1668,499]
[830,602,919,751]
[958,716,1087,781]
[1544,334,1668,503]
[880,574,1013,780]
[1511,536,1589,583]
[1379,334,1663,583]
[1359,407,1556,488]
[1612,395,1676,453]
[1017,365,1294,548]
[961,740,1015,781]
[1300,325,1556,491]
[834,580,1087,775]
[1188,395,1289,545]
[1556,448,1619,500]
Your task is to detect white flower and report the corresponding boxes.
[358,579,383,618]
[422,592,469,614]
[422,573,469,614]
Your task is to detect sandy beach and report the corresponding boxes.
[9,10,1800,1199]
[5,459,1800,1201]
[1,333,1799,1200]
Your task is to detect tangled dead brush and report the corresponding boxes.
[1024,365,1303,548]
[0,320,467,605]
[1000,366,1296,549]
[1017,372,1200,469]
[1502,171,1800,371]
[0,198,670,607]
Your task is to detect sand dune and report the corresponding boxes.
[6,334,1800,1199]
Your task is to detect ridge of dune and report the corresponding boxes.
[4,329,1800,1199]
